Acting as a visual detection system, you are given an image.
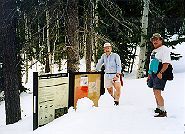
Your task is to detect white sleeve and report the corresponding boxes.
[161,47,171,64]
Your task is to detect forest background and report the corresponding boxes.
[0,0,184,125]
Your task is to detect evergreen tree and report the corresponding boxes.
[0,0,21,124]
[96,0,142,72]
[64,0,80,72]
[145,0,185,75]
[85,0,93,72]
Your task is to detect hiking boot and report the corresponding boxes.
[114,101,119,106]
[154,108,161,113]
[154,110,167,117]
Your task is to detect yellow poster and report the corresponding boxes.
[74,73,101,108]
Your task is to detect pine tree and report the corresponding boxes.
[85,0,93,72]
[0,0,21,124]
[65,0,80,72]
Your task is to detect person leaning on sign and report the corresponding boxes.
[95,42,122,106]
[147,33,173,117]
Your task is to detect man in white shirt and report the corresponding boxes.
[147,33,172,117]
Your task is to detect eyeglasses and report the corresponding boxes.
[151,38,160,42]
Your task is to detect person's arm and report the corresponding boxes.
[95,55,104,71]
[112,54,122,82]
[115,54,122,76]
[157,63,169,79]
[157,47,171,79]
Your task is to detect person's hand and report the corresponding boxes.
[91,70,96,72]
[157,73,162,79]
[116,73,121,78]
[113,74,119,82]
[147,75,151,82]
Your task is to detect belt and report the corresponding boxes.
[106,73,123,77]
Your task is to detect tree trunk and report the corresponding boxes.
[45,10,51,73]
[93,0,99,64]
[0,0,21,124]
[65,0,80,72]
[136,0,150,78]
[85,0,93,72]
[25,54,29,84]
[24,13,29,84]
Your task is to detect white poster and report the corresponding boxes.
[88,82,97,93]
[38,76,68,126]
[80,76,88,86]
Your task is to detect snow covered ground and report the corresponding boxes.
[0,44,184,134]
[0,72,184,134]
